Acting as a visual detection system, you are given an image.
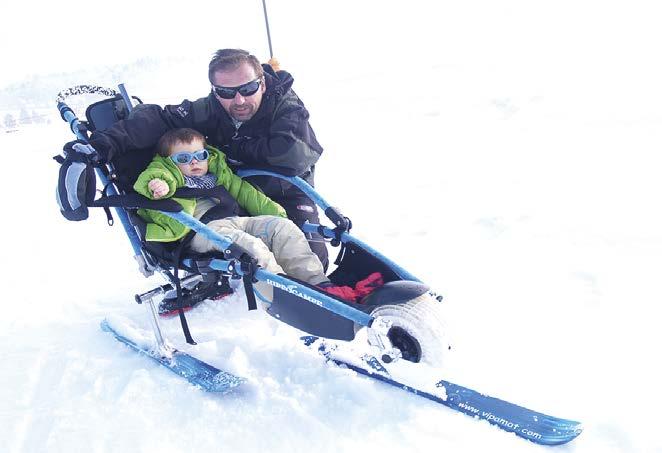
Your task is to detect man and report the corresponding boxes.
[87,49,328,268]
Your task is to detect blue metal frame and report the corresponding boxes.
[117,84,134,112]
[237,169,332,211]
[164,211,235,252]
[238,169,421,282]
[301,223,421,282]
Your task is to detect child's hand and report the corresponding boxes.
[148,179,169,199]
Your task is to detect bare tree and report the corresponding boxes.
[19,108,32,125]
[4,113,16,128]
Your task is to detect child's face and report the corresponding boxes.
[170,138,209,177]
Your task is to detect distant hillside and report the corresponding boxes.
[0,56,206,111]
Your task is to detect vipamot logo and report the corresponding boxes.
[267,279,324,307]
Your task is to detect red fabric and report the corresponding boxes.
[320,272,385,303]
[355,272,385,299]
[321,284,358,301]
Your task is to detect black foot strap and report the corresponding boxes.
[242,274,258,311]
[171,240,196,345]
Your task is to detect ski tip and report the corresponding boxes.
[100,319,112,332]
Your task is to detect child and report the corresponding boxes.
[133,128,365,300]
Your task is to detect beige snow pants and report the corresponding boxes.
[189,215,329,286]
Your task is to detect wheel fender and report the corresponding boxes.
[361,281,429,307]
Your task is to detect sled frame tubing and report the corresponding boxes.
[166,210,375,327]
[236,169,421,282]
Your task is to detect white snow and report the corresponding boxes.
[2,1,662,452]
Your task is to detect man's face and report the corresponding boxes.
[211,62,265,122]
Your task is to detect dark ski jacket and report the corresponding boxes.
[89,65,323,203]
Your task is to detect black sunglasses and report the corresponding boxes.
[212,79,262,100]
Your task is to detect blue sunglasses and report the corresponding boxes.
[170,149,210,164]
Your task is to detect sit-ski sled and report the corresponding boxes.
[54,85,582,446]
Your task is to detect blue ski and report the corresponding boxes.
[101,319,244,393]
[302,336,582,446]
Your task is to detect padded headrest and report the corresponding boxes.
[85,96,154,192]
[85,96,141,132]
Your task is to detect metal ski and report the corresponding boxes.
[101,319,244,393]
[302,336,582,446]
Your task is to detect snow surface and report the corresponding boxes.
[2,1,662,452]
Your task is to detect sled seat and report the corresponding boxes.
[85,97,219,271]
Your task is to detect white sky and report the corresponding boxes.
[3,0,661,90]
[0,0,265,87]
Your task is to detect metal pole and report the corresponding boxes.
[118,83,134,113]
[143,298,170,356]
[262,0,274,58]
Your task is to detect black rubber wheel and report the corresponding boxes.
[388,326,422,363]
